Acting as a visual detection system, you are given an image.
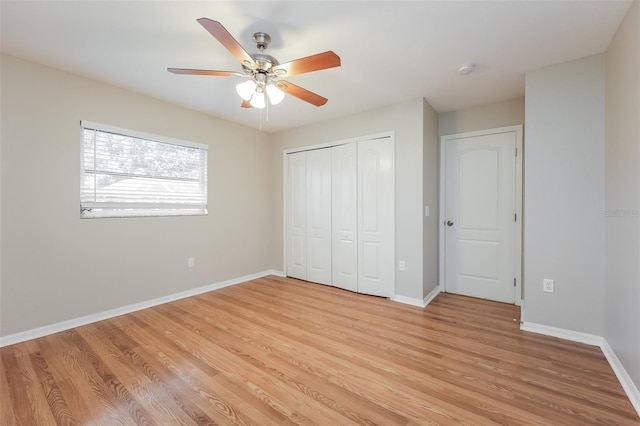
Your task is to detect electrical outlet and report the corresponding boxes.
[188,257,195,267]
[399,260,406,271]
[543,279,554,292]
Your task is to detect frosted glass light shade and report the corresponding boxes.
[236,80,256,101]
[266,84,285,105]
[249,91,266,109]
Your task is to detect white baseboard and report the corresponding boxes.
[601,340,640,416]
[392,286,441,308]
[521,320,640,417]
[390,295,424,307]
[423,286,441,307]
[520,321,604,346]
[0,269,284,348]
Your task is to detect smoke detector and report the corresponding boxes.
[457,63,476,75]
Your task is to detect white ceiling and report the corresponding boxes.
[0,1,631,132]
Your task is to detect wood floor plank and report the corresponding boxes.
[76,325,198,426]
[139,305,351,426]
[0,358,19,425]
[94,321,221,425]
[198,288,544,424]
[208,284,606,423]
[1,348,37,426]
[176,296,411,425]
[59,329,154,425]
[1,276,638,425]
[186,289,533,425]
[161,301,403,426]
[12,345,59,426]
[259,278,623,396]
[29,349,77,425]
[179,296,450,425]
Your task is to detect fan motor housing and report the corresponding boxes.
[253,32,271,50]
[244,52,279,74]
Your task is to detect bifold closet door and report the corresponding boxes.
[331,143,358,292]
[358,137,394,297]
[286,139,393,296]
[286,151,307,280]
[306,149,332,285]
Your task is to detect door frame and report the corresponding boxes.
[438,125,523,305]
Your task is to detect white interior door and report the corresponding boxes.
[331,143,358,292]
[306,148,332,285]
[358,137,394,297]
[444,131,516,303]
[286,151,307,280]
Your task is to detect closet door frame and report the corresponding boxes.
[283,132,395,293]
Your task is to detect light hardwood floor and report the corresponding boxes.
[1,276,638,425]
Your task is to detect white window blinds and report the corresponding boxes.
[80,121,208,218]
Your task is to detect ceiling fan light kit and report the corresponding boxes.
[168,18,341,110]
[236,80,256,101]
[250,90,266,109]
[266,83,285,105]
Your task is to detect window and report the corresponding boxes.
[80,121,208,218]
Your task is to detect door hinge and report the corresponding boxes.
[515,147,518,157]
[514,278,516,287]
[514,213,517,222]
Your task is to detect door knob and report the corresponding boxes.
[446,220,454,227]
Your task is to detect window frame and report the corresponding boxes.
[80,120,208,219]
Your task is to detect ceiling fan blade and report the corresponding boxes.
[168,68,243,77]
[197,18,256,68]
[241,99,252,108]
[273,51,341,77]
[278,81,328,106]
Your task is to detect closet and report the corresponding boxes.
[285,136,394,297]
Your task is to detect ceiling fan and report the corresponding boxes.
[168,18,341,109]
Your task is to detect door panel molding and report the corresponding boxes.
[332,143,358,292]
[357,137,395,297]
[306,149,332,285]
[286,151,307,280]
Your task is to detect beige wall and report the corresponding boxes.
[604,0,640,393]
[0,54,278,336]
[438,97,525,136]
[523,55,605,336]
[272,98,436,300]
[524,54,606,335]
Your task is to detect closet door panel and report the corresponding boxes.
[358,138,394,297]
[331,143,358,292]
[306,149,332,285]
[286,152,307,280]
